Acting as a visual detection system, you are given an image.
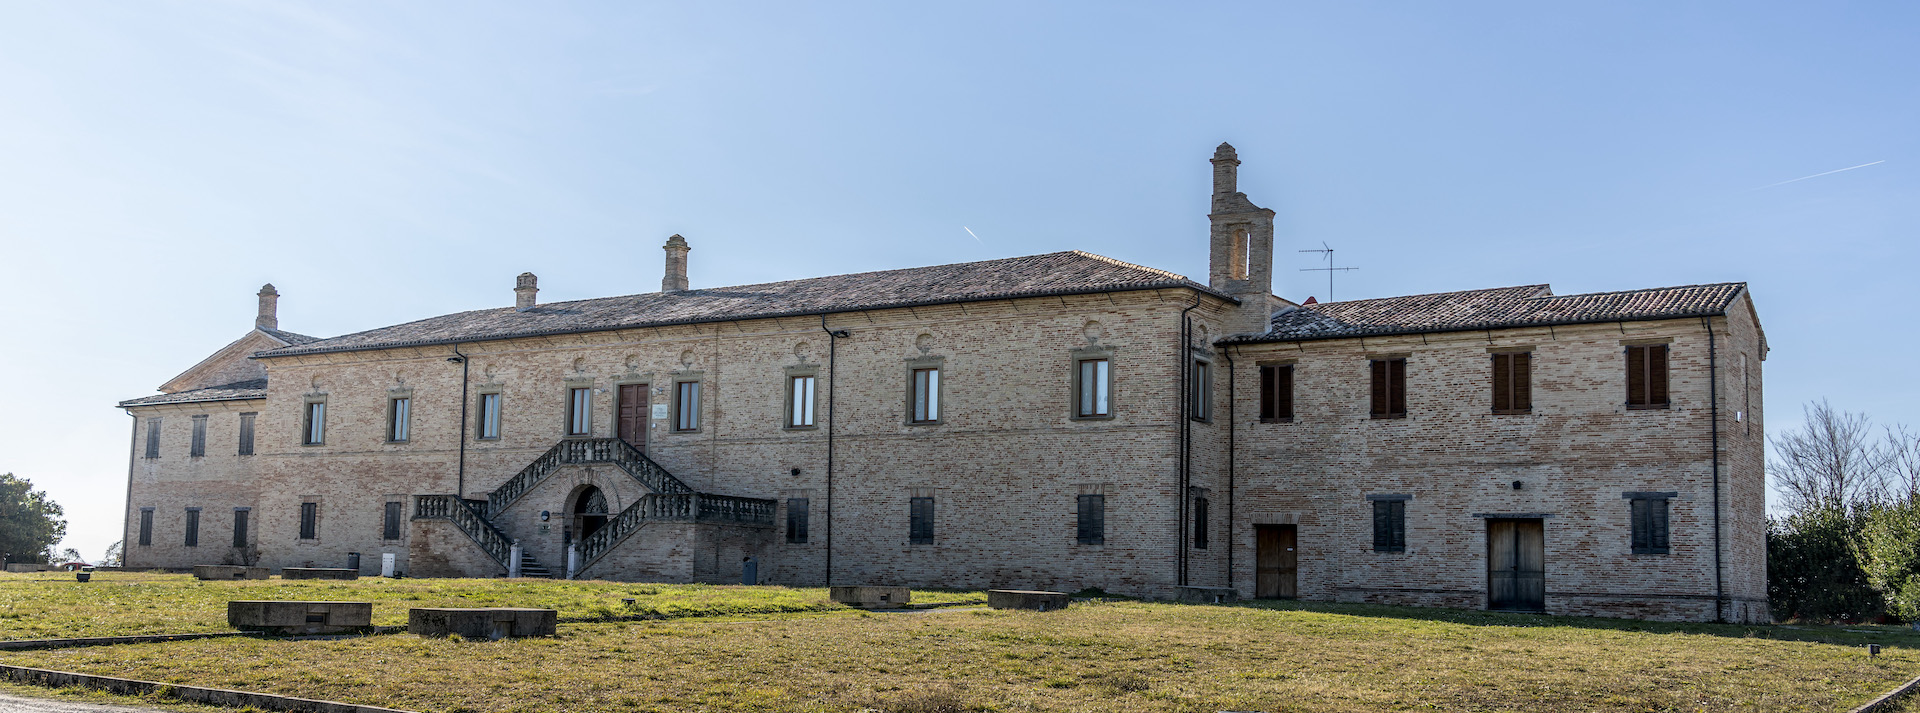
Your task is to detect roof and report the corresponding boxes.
[119,379,268,408]
[1229,282,1748,344]
[257,251,1228,358]
[258,328,321,346]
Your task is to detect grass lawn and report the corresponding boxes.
[3,574,1919,712]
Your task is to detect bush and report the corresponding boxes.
[1768,508,1883,623]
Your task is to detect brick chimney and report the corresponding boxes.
[662,234,690,292]
[515,272,538,311]
[255,284,279,330]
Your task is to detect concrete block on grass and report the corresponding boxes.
[987,590,1071,611]
[192,565,270,581]
[830,586,912,609]
[409,608,556,639]
[227,601,373,634]
[280,567,358,580]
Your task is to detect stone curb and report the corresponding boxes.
[0,633,248,652]
[1848,672,1920,713]
[0,664,417,713]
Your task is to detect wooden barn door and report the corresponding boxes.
[617,384,649,453]
[1487,519,1545,611]
[1255,524,1297,599]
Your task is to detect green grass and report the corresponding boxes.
[0,572,982,639]
[3,574,1918,712]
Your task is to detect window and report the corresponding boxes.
[567,387,592,436]
[1192,496,1210,549]
[302,401,326,445]
[299,502,319,540]
[1189,358,1212,422]
[144,418,161,459]
[909,496,934,545]
[232,508,250,548]
[388,397,411,442]
[478,393,502,440]
[184,508,200,547]
[674,381,701,432]
[1369,358,1407,419]
[1629,495,1671,554]
[137,508,153,546]
[786,498,809,543]
[1259,364,1294,422]
[383,501,403,541]
[1491,352,1532,414]
[1626,344,1670,409]
[1372,499,1406,552]
[1076,494,1105,545]
[238,413,256,456]
[910,368,940,423]
[1075,358,1111,418]
[788,376,816,428]
[189,415,208,457]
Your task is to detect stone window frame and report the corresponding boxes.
[1069,346,1116,421]
[1257,359,1297,424]
[189,414,208,458]
[905,356,945,426]
[144,418,162,459]
[137,507,154,546]
[563,377,595,438]
[183,507,201,548]
[386,387,414,444]
[1367,494,1412,553]
[475,385,504,441]
[782,365,820,431]
[670,370,705,434]
[301,394,328,446]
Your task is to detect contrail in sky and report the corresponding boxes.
[963,226,982,242]
[1751,160,1885,190]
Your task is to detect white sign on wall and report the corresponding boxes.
[652,404,670,420]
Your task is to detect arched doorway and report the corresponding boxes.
[573,486,609,540]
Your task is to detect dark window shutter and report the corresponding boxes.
[299,502,318,540]
[787,498,809,543]
[1192,497,1209,549]
[910,497,934,544]
[1078,494,1105,545]
[232,510,249,548]
[1373,501,1390,550]
[384,502,403,540]
[1389,359,1407,416]
[138,509,153,546]
[1630,498,1650,552]
[1390,501,1405,551]
[1370,360,1388,416]
[1649,345,1669,405]
[184,509,199,547]
[1649,499,1669,553]
[1259,366,1277,420]
[1512,352,1532,411]
[1627,346,1647,406]
[1279,365,1294,419]
[238,413,256,456]
[1492,353,1512,412]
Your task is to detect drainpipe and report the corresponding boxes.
[122,411,137,565]
[450,345,470,500]
[1223,344,1235,592]
[820,316,851,587]
[1704,316,1724,622]
[1177,294,1201,588]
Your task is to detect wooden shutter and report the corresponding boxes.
[910,496,934,544]
[1630,499,1650,553]
[787,498,809,543]
[1389,359,1407,416]
[1626,346,1647,406]
[1492,354,1512,412]
[1259,366,1277,420]
[238,413,255,456]
[1193,497,1209,549]
[138,509,153,546]
[1649,499,1669,552]
[384,502,403,540]
[1077,494,1105,545]
[300,502,318,540]
[1279,365,1294,420]
[1512,352,1532,411]
[1648,345,1669,406]
[1391,501,1405,551]
[232,509,249,548]
[1370,360,1388,416]
[184,509,199,547]
[1372,501,1391,550]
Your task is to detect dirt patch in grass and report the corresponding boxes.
[5,598,1920,712]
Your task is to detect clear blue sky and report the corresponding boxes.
[2,2,1913,560]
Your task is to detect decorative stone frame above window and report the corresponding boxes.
[782,364,820,431]
[1069,345,1115,421]
[904,355,945,427]
[670,370,704,434]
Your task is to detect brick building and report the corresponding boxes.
[118,144,1768,622]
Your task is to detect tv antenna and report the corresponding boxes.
[1299,242,1358,302]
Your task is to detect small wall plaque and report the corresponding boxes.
[652,404,669,420]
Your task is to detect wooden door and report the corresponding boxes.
[617,384,648,452]
[1487,519,1545,611]
[1255,524,1297,599]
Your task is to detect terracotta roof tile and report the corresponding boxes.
[1232,282,1747,343]
[119,379,268,408]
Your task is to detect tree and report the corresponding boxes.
[0,473,66,565]
[1771,400,1889,514]
[101,540,123,567]
[1855,498,1920,620]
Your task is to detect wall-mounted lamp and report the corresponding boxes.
[540,510,551,522]
[1511,481,1523,490]
[446,356,465,363]
[790,468,802,477]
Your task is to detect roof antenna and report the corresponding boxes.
[1299,242,1358,302]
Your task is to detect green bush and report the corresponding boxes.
[1768,507,1883,623]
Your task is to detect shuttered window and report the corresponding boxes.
[299,502,319,540]
[388,398,411,442]
[137,508,153,546]
[237,413,256,456]
[1630,497,1671,554]
[189,415,208,457]
[1189,358,1212,422]
[1370,359,1407,419]
[1075,359,1111,418]
[303,402,326,445]
[1626,345,1670,409]
[383,501,404,541]
[1372,500,1406,552]
[674,381,701,432]
[910,368,941,423]
[144,419,161,459]
[1259,364,1294,422]
[184,508,200,547]
[568,388,593,436]
[786,498,809,543]
[232,509,250,548]
[1192,497,1210,549]
[1491,352,1532,414]
[1076,494,1105,545]
[478,393,502,439]
[909,496,934,545]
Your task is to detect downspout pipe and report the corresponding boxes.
[450,345,470,501]
[1223,344,1235,591]
[122,411,137,564]
[1177,294,1202,588]
[821,316,851,587]
[1704,316,1724,622]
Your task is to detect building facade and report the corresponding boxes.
[119,144,1769,622]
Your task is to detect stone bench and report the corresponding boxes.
[830,586,912,609]
[987,590,1071,611]
[1175,586,1239,604]
[193,565,270,581]
[280,567,359,580]
[409,608,556,639]
[227,601,373,635]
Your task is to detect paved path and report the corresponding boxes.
[0,692,165,712]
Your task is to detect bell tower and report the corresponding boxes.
[1208,143,1281,335]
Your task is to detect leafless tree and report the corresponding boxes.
[1881,425,1920,501]
[1771,399,1890,514]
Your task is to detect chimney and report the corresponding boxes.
[255,284,279,330]
[662,234,690,292]
[515,272,538,311]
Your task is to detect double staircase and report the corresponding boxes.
[413,438,776,579]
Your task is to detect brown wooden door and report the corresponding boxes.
[1255,524,1297,599]
[617,384,648,452]
[1487,519,1545,611]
